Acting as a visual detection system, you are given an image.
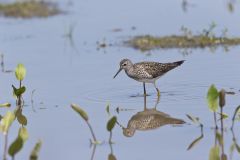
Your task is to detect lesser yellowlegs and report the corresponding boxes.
[118,95,185,137]
[113,59,184,97]
[122,109,185,137]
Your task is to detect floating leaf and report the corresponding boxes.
[30,140,42,160]
[107,116,117,132]
[71,104,88,121]
[186,114,200,124]
[207,85,219,112]
[0,102,11,108]
[15,63,26,81]
[209,146,220,160]
[8,137,23,157]
[12,85,26,97]
[219,89,226,108]
[0,111,15,134]
[187,134,204,150]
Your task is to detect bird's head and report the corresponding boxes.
[113,59,133,78]
[122,128,135,137]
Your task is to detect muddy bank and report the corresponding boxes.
[126,35,240,51]
[0,1,61,18]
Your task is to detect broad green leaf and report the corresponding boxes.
[0,102,11,108]
[186,114,200,124]
[187,134,204,150]
[8,137,23,157]
[0,111,15,134]
[30,140,42,160]
[107,116,117,132]
[219,89,226,108]
[71,104,88,121]
[209,146,220,160]
[12,85,26,97]
[17,113,27,126]
[19,127,29,142]
[108,154,117,160]
[207,85,219,112]
[8,127,29,157]
[15,64,26,81]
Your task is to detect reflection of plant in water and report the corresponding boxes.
[0,53,13,73]
[30,140,42,160]
[107,116,117,143]
[70,103,118,160]
[71,103,100,144]
[187,84,240,159]
[63,23,79,54]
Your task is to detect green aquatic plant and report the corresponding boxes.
[126,25,240,51]
[71,104,100,144]
[12,63,28,126]
[0,111,15,160]
[202,22,217,38]
[107,116,117,143]
[13,63,27,107]
[186,114,204,150]
[8,127,29,159]
[30,140,42,160]
[207,84,219,128]
[231,105,240,130]
[209,146,220,160]
[0,102,11,108]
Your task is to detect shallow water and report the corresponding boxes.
[0,0,240,159]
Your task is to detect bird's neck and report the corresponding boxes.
[124,66,134,77]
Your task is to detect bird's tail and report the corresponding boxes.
[162,60,185,73]
[169,118,186,125]
[172,60,185,66]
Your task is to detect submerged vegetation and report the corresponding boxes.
[0,1,61,18]
[126,24,240,51]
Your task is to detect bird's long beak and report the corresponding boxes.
[113,68,122,79]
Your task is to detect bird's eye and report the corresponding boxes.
[123,63,127,66]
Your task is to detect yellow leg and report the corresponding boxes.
[154,82,160,97]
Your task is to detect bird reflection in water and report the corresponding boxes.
[121,95,185,137]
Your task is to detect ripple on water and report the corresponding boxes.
[82,83,209,105]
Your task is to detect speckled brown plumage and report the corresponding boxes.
[123,109,185,137]
[113,59,185,97]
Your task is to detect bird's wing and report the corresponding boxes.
[135,62,182,78]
